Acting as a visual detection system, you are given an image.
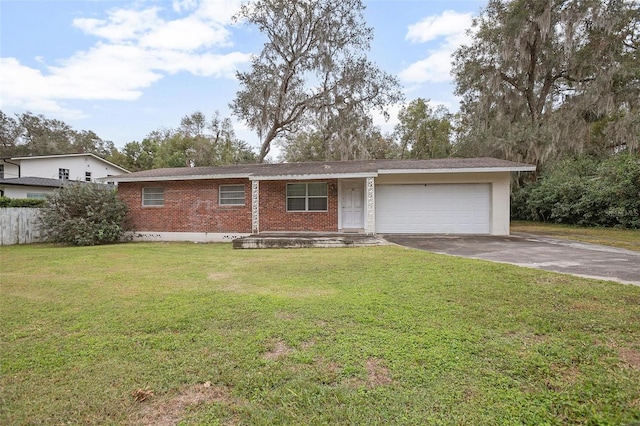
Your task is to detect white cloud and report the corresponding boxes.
[0,0,249,116]
[173,0,199,13]
[399,10,475,85]
[399,49,456,84]
[371,104,402,133]
[139,16,231,50]
[73,8,162,42]
[406,10,473,43]
[195,0,242,24]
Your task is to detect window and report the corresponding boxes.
[142,187,164,206]
[27,193,46,199]
[0,164,4,179]
[219,184,245,206]
[58,168,69,180]
[287,182,328,212]
[85,172,92,182]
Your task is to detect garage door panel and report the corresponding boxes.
[376,184,491,234]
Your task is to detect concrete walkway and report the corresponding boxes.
[383,233,640,286]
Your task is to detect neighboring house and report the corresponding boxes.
[103,158,535,242]
[0,153,129,198]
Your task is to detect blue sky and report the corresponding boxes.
[0,0,487,158]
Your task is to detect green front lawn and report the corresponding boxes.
[511,221,640,252]
[2,243,639,425]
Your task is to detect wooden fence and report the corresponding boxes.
[0,208,46,245]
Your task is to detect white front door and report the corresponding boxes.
[341,181,364,229]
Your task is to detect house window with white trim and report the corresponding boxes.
[85,172,92,182]
[219,184,245,206]
[142,187,164,206]
[58,168,69,180]
[287,182,327,212]
[27,193,46,199]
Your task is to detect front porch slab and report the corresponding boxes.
[232,233,386,249]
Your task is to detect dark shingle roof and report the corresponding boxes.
[103,158,536,182]
[0,177,65,188]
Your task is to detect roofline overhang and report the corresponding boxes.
[99,167,537,184]
[97,173,251,183]
[0,183,61,188]
[377,166,537,174]
[10,153,130,174]
[249,172,378,181]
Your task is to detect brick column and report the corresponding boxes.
[251,180,259,234]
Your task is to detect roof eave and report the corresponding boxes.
[377,166,537,174]
[10,153,130,174]
[249,172,378,181]
[98,173,251,183]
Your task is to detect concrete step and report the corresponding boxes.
[232,234,385,249]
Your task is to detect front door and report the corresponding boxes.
[341,180,364,229]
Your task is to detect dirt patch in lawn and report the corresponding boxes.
[130,383,231,426]
[618,346,640,370]
[207,272,233,281]
[365,358,394,386]
[345,358,394,388]
[274,311,298,320]
[217,282,335,298]
[264,340,293,360]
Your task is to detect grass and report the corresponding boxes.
[1,242,640,425]
[511,221,640,252]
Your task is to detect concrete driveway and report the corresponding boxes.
[383,233,640,286]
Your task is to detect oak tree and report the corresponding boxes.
[231,0,402,162]
[453,0,639,167]
[394,99,452,159]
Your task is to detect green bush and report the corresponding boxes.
[512,153,640,228]
[0,196,46,207]
[40,183,130,246]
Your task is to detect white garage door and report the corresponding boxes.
[376,184,491,234]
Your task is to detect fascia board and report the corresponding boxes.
[249,172,378,181]
[97,173,251,183]
[377,166,537,174]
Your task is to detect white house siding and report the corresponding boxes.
[1,162,20,179]
[18,156,124,183]
[0,186,57,199]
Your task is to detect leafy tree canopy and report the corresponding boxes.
[0,110,120,161]
[120,111,256,171]
[453,0,639,167]
[395,99,453,159]
[231,0,403,162]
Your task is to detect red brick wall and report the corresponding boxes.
[259,180,338,232]
[118,179,252,233]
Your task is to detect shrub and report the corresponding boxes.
[577,154,640,228]
[0,196,46,207]
[40,183,130,246]
[512,153,640,228]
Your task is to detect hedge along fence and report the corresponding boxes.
[0,207,46,245]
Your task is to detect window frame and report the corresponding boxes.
[142,187,165,207]
[219,184,246,206]
[85,171,92,182]
[286,182,328,212]
[58,168,69,180]
[26,193,47,199]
